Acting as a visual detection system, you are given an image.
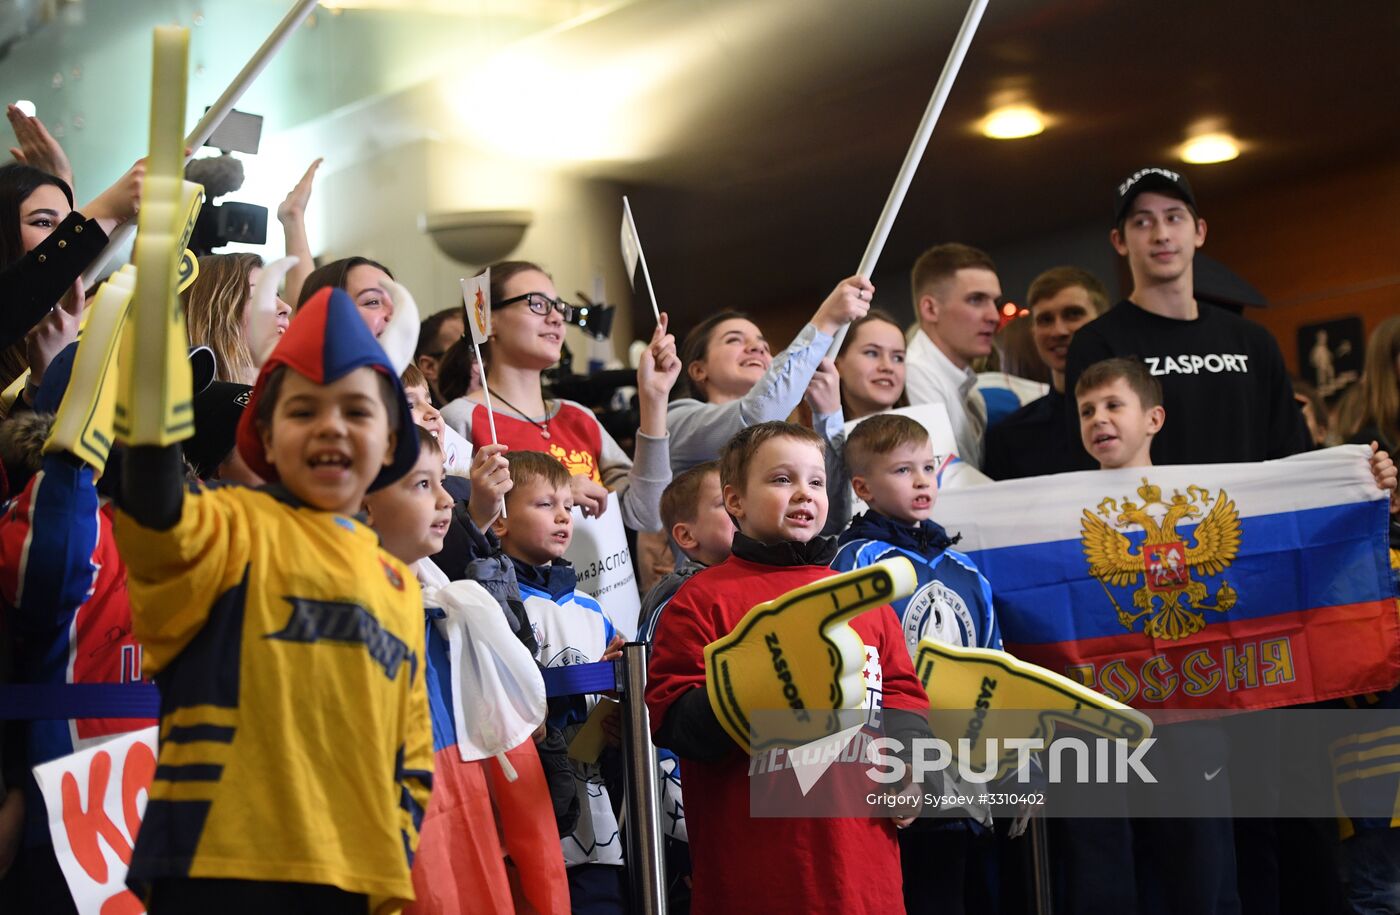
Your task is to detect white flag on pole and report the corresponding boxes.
[461,269,492,345]
[620,196,661,322]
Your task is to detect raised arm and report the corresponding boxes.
[7,106,73,191]
[667,277,869,472]
[277,158,321,309]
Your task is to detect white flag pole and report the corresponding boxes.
[474,343,506,518]
[80,0,320,288]
[826,0,990,357]
[475,340,501,449]
[622,196,663,324]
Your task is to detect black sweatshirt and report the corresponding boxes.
[1064,300,1311,468]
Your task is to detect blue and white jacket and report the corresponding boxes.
[833,510,1000,659]
[513,557,622,868]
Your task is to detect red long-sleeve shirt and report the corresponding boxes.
[646,554,928,915]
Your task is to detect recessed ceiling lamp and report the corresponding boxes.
[980,104,1045,140]
[1179,132,1240,164]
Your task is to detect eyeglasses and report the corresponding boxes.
[496,292,575,321]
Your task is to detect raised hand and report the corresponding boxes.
[804,357,841,417]
[8,105,73,190]
[812,275,874,337]
[80,159,146,232]
[637,311,680,403]
[25,279,85,390]
[278,158,321,307]
[570,474,610,519]
[467,442,512,530]
[277,157,322,226]
[1368,442,1398,514]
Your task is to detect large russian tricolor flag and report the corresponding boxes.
[934,445,1399,713]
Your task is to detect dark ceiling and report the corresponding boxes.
[612,0,1400,331]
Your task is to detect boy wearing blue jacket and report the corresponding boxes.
[832,413,998,655]
[831,412,999,914]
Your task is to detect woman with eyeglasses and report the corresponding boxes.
[667,275,873,474]
[440,260,680,528]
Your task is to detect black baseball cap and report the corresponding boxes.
[1114,166,1197,226]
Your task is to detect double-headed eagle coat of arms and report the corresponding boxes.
[1081,478,1242,640]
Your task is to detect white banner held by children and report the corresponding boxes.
[564,506,642,640]
[33,726,159,915]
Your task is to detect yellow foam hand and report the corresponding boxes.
[177,247,199,293]
[704,557,917,752]
[914,639,1153,780]
[113,27,204,446]
[0,372,26,413]
[43,266,137,475]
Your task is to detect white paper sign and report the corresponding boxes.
[33,727,159,915]
[564,506,642,640]
[841,404,991,516]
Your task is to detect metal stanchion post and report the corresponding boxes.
[1029,816,1053,915]
[620,642,667,915]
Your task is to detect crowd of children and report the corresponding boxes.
[0,95,1397,915]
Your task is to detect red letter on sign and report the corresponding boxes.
[121,740,155,845]
[60,750,133,884]
[100,889,146,915]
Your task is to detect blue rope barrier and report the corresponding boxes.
[541,660,618,697]
[0,684,160,720]
[0,660,620,720]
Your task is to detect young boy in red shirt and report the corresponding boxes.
[646,421,929,915]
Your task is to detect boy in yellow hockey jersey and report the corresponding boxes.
[114,287,433,914]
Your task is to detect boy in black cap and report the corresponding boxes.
[1064,166,1310,468]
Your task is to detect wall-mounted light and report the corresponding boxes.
[13,100,36,117]
[1178,132,1241,165]
[980,104,1046,140]
[420,209,533,265]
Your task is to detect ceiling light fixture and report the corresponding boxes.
[980,104,1045,140]
[1179,132,1240,165]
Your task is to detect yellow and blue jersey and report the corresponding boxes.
[114,483,433,913]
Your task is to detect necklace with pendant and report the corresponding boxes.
[487,386,552,440]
